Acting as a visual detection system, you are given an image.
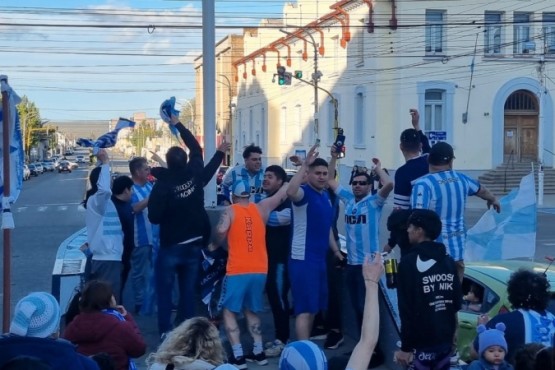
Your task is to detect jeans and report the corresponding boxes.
[265,261,290,343]
[130,245,151,307]
[345,264,366,330]
[155,242,202,335]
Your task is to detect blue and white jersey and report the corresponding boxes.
[336,186,386,265]
[132,182,153,247]
[410,170,480,261]
[222,164,265,203]
[290,184,333,262]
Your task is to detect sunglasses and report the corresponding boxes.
[351,181,369,186]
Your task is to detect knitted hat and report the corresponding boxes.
[477,323,508,357]
[9,292,61,338]
[279,340,328,370]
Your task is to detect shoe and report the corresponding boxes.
[324,331,344,349]
[228,356,247,369]
[309,326,327,340]
[264,339,285,357]
[245,352,268,366]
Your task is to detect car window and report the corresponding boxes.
[461,277,497,314]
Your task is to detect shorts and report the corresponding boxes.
[289,259,328,315]
[218,273,266,313]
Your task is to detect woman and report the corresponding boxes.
[147,317,226,370]
[63,281,146,370]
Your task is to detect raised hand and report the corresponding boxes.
[217,141,232,153]
[410,108,420,129]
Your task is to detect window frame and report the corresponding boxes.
[425,10,446,56]
[484,11,503,56]
[513,12,533,55]
[424,89,446,132]
[544,13,555,56]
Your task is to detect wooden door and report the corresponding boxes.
[503,115,538,162]
[504,116,518,162]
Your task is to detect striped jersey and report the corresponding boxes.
[131,181,153,247]
[393,154,429,209]
[290,184,333,262]
[337,186,386,264]
[222,165,266,203]
[410,170,480,261]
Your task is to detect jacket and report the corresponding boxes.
[467,358,513,370]
[397,240,462,352]
[63,311,146,370]
[0,335,99,370]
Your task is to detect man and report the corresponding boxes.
[394,209,462,370]
[410,142,500,281]
[328,146,393,328]
[222,144,265,204]
[286,144,342,340]
[111,175,135,302]
[148,114,222,336]
[128,157,154,315]
[0,292,99,370]
[212,180,289,369]
[262,165,291,357]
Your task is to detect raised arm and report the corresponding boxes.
[201,141,230,186]
[346,254,384,370]
[170,115,203,172]
[475,185,501,213]
[287,144,318,202]
[213,206,233,247]
[88,150,112,215]
[259,183,289,222]
[327,145,340,192]
[410,108,431,154]
[373,158,394,199]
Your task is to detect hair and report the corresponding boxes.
[507,269,551,311]
[265,165,287,183]
[352,172,372,183]
[79,280,114,313]
[309,158,328,169]
[146,317,225,367]
[1,356,52,370]
[534,346,555,370]
[83,166,102,209]
[112,175,133,196]
[400,128,422,152]
[128,157,147,176]
[90,353,116,370]
[514,343,548,370]
[242,144,262,159]
[166,146,188,170]
[408,209,442,241]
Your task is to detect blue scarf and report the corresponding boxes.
[102,308,138,370]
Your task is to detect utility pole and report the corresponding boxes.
[218,74,233,165]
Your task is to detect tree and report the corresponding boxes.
[129,120,161,155]
[179,98,195,132]
[17,96,42,159]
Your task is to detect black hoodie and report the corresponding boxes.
[397,241,462,352]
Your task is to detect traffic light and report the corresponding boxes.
[294,70,303,79]
[277,66,292,86]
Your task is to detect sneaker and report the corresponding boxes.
[245,352,268,366]
[228,355,247,369]
[264,339,285,357]
[309,326,328,340]
[324,331,344,349]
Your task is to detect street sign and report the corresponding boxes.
[427,130,446,146]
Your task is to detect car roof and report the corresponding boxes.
[466,260,555,287]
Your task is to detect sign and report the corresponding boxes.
[427,130,447,146]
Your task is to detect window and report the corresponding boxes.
[280,106,287,144]
[484,12,502,55]
[544,13,555,55]
[514,13,532,54]
[354,89,365,146]
[327,96,340,145]
[424,90,445,131]
[425,10,445,55]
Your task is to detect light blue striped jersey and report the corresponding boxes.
[336,186,386,264]
[222,165,266,203]
[410,170,480,261]
[290,184,333,262]
[131,181,153,247]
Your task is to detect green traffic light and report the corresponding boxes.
[278,78,285,85]
[294,70,302,79]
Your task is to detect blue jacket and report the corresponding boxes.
[467,357,513,370]
[0,335,99,370]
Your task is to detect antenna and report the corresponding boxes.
[544,256,555,276]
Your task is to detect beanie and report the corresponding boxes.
[477,323,508,357]
[279,340,328,370]
[9,292,61,338]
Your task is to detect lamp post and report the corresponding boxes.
[217,74,233,139]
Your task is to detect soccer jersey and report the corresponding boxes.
[410,170,480,261]
[131,182,154,247]
[393,154,429,209]
[336,185,386,264]
[222,164,265,203]
[290,184,333,262]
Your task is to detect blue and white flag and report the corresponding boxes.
[76,118,135,154]
[465,173,536,262]
[0,76,24,207]
[159,97,179,136]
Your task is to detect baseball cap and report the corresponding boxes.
[428,142,455,165]
[232,181,250,198]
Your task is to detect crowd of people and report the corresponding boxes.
[1,107,555,370]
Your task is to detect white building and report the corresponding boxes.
[232,0,555,173]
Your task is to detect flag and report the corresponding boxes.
[0,77,24,207]
[465,173,536,262]
[159,97,180,136]
[200,247,227,318]
[76,117,135,154]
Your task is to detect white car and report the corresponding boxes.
[76,155,86,164]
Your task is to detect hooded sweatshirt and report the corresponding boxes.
[397,240,462,352]
[63,311,146,370]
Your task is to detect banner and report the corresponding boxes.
[465,173,536,262]
[76,117,135,154]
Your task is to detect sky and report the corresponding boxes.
[1,0,287,122]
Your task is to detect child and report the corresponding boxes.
[468,323,513,370]
[463,283,483,312]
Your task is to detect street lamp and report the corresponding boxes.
[217,74,233,138]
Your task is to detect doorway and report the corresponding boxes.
[503,90,538,162]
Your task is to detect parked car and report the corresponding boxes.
[42,162,55,172]
[76,155,86,164]
[32,162,44,174]
[23,164,31,181]
[457,260,555,362]
[27,164,39,177]
[58,160,72,173]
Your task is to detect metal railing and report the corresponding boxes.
[503,149,515,193]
